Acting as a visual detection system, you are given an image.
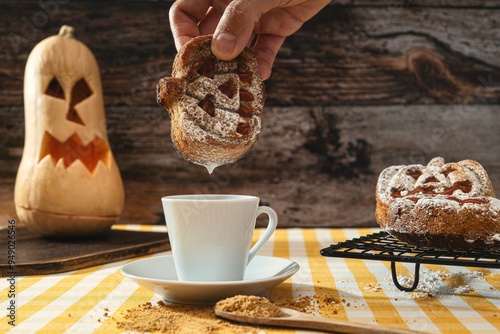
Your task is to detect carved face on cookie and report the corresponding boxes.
[382,157,495,202]
[157,35,265,166]
[375,157,500,250]
[375,156,496,231]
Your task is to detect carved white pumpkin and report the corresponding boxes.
[14,26,125,236]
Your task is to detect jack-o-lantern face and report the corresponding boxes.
[40,76,110,173]
[14,26,124,237]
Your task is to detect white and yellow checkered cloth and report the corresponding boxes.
[2,225,500,333]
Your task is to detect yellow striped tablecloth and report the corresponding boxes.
[2,225,500,333]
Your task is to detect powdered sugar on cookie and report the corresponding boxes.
[376,157,500,250]
[157,34,265,171]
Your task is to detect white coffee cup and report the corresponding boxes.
[161,194,278,282]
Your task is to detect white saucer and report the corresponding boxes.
[120,255,299,305]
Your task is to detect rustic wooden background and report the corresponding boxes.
[1,0,499,228]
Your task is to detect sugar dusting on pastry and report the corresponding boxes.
[375,157,500,250]
[156,35,265,172]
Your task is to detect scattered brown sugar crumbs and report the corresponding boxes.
[216,294,342,318]
[216,295,283,318]
[115,294,344,333]
[274,294,341,315]
[364,283,382,292]
[276,295,315,313]
[115,300,262,334]
[322,296,340,304]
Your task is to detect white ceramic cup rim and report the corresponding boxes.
[161,194,259,202]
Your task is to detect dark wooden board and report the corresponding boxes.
[0,226,170,276]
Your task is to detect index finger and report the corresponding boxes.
[169,0,214,50]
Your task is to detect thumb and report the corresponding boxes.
[212,0,274,60]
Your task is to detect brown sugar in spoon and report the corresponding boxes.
[215,306,428,334]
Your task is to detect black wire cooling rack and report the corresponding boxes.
[320,231,500,292]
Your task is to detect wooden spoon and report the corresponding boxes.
[215,306,427,334]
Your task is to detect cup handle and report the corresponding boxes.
[248,206,278,264]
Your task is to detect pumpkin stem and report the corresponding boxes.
[58,25,75,38]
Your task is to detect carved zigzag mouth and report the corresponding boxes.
[39,131,110,173]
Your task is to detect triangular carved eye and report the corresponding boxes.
[198,96,215,117]
[71,78,93,105]
[218,80,236,99]
[45,78,65,99]
[197,58,215,79]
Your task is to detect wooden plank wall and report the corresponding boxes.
[1,0,499,227]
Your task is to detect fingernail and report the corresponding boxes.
[213,32,237,58]
[260,67,271,81]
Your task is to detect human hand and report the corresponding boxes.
[169,0,330,80]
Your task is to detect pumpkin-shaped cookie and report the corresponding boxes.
[14,26,125,236]
[376,157,500,250]
[157,35,265,172]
